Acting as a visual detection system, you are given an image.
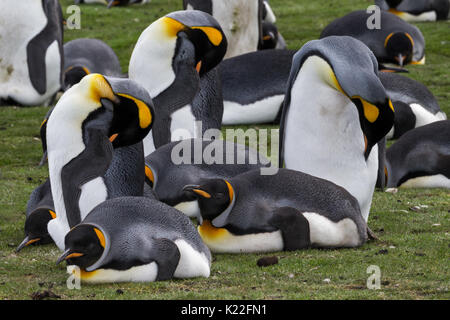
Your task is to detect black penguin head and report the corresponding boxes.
[290,36,395,159]
[56,224,105,269]
[385,0,403,8]
[384,32,414,66]
[16,209,56,252]
[164,10,227,75]
[63,66,90,91]
[259,22,279,50]
[183,179,234,221]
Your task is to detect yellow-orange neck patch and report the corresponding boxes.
[198,220,229,240]
[49,210,56,219]
[116,93,152,129]
[162,17,223,46]
[353,96,380,123]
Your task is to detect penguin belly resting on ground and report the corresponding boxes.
[279,36,395,223]
[129,10,227,156]
[184,169,368,253]
[375,0,450,21]
[320,10,426,67]
[379,72,447,139]
[63,39,123,91]
[56,197,211,283]
[144,138,272,218]
[45,74,154,250]
[0,0,63,106]
[219,49,295,125]
[385,120,450,188]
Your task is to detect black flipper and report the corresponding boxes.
[154,238,181,281]
[269,207,311,251]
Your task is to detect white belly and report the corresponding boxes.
[170,105,198,141]
[410,103,447,128]
[400,174,450,189]
[75,262,159,284]
[173,239,211,278]
[222,95,284,125]
[397,10,437,22]
[78,177,108,220]
[174,200,200,218]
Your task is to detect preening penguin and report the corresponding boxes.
[375,0,450,21]
[144,138,271,218]
[56,197,211,283]
[0,0,63,106]
[379,72,447,139]
[74,0,149,7]
[129,10,227,156]
[279,36,395,222]
[63,39,123,91]
[183,0,263,59]
[219,49,295,125]
[320,10,426,67]
[184,169,367,253]
[45,74,154,250]
[385,120,450,188]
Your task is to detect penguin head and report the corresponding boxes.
[56,224,105,269]
[384,32,414,66]
[49,74,154,150]
[63,66,90,91]
[385,0,402,8]
[290,36,395,159]
[259,22,279,50]
[183,179,234,222]
[16,209,56,252]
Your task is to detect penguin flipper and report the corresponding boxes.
[153,238,181,281]
[268,207,311,251]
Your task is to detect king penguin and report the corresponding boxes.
[0,0,63,106]
[56,196,211,283]
[375,0,450,21]
[45,74,154,250]
[279,36,395,223]
[320,10,426,67]
[74,0,149,6]
[385,120,450,188]
[379,72,447,139]
[63,39,123,91]
[144,138,271,218]
[219,49,295,125]
[129,10,227,156]
[183,0,263,59]
[184,168,368,253]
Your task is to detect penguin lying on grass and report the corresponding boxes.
[184,169,368,253]
[375,0,450,21]
[56,197,211,283]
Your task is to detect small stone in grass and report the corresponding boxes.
[257,256,278,267]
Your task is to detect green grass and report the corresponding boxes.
[0,0,449,300]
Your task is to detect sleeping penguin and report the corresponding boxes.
[380,72,447,139]
[144,138,271,218]
[63,39,123,91]
[375,0,450,21]
[320,10,426,67]
[385,120,450,188]
[129,10,227,156]
[0,0,63,106]
[279,36,395,223]
[74,0,149,7]
[184,169,368,253]
[56,197,211,283]
[45,74,154,250]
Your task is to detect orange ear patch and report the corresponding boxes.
[94,228,106,248]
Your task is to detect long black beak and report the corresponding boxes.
[38,151,48,167]
[182,185,201,194]
[107,0,119,8]
[56,249,72,265]
[16,236,40,252]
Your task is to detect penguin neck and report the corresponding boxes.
[283,59,378,221]
[129,19,177,98]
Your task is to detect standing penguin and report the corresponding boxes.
[184,169,368,253]
[375,0,450,21]
[279,36,395,223]
[63,39,123,91]
[144,138,271,218]
[56,197,211,283]
[183,0,263,59]
[385,120,450,188]
[219,49,295,125]
[129,10,227,156]
[45,74,154,250]
[0,0,63,106]
[320,10,426,67]
[379,72,447,139]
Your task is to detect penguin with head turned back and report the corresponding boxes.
[184,168,368,253]
[144,138,271,218]
[279,36,395,223]
[379,72,447,139]
[320,10,426,67]
[63,39,123,91]
[129,10,227,156]
[384,120,450,189]
[0,0,63,107]
[45,74,154,250]
[375,0,450,21]
[56,197,211,283]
